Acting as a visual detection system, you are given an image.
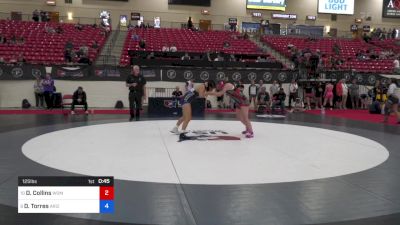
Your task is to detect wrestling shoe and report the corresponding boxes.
[245,132,254,138]
[170,126,179,134]
[241,130,248,134]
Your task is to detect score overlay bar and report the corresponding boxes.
[18,176,114,214]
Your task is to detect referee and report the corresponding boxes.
[126,65,147,121]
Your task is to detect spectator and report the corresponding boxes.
[323,82,334,110]
[341,79,349,109]
[162,45,170,52]
[32,9,39,22]
[65,39,73,50]
[139,39,146,49]
[349,79,360,109]
[304,82,314,110]
[360,90,369,110]
[257,86,270,109]
[383,78,400,124]
[10,35,16,44]
[45,25,56,34]
[391,28,397,39]
[17,53,26,65]
[132,33,140,41]
[203,50,212,62]
[64,49,73,63]
[146,52,155,60]
[214,54,224,62]
[187,17,193,30]
[258,80,265,91]
[314,82,324,109]
[291,97,305,112]
[55,25,63,34]
[92,40,99,50]
[181,52,191,61]
[288,79,298,109]
[271,88,286,114]
[172,86,183,98]
[248,80,258,109]
[33,76,44,108]
[75,23,83,31]
[335,80,344,109]
[71,87,89,114]
[223,41,231,48]
[229,54,237,62]
[170,44,177,52]
[393,57,400,74]
[9,54,17,64]
[270,80,279,96]
[42,73,55,109]
[333,43,340,56]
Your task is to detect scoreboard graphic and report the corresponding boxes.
[18,176,114,214]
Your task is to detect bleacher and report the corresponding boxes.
[0,20,107,65]
[120,28,263,66]
[261,35,394,74]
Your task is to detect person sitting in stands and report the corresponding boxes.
[92,40,99,50]
[170,43,177,52]
[71,86,89,115]
[17,53,26,65]
[139,39,146,49]
[132,33,140,41]
[257,86,270,112]
[271,88,286,114]
[65,39,73,50]
[162,45,170,52]
[181,52,190,61]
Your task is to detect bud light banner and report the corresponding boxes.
[383,0,400,18]
[318,0,354,15]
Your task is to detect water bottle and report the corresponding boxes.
[321,107,325,115]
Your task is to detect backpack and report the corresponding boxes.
[115,100,124,109]
[369,101,381,114]
[22,99,31,109]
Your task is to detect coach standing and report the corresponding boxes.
[126,65,146,121]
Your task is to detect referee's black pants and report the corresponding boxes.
[129,91,142,120]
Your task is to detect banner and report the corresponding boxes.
[0,65,45,80]
[318,0,354,15]
[0,64,390,86]
[162,69,300,84]
[383,0,400,18]
[247,0,286,11]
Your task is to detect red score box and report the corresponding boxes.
[100,186,114,200]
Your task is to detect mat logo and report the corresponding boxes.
[263,72,272,82]
[166,70,176,80]
[247,72,256,81]
[32,69,42,78]
[232,72,242,81]
[11,68,23,78]
[164,99,180,108]
[200,71,210,81]
[216,72,226,81]
[179,130,241,142]
[356,74,363,83]
[278,72,287,82]
[368,75,376,84]
[184,70,194,80]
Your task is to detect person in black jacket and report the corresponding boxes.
[71,86,88,114]
[126,65,147,121]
